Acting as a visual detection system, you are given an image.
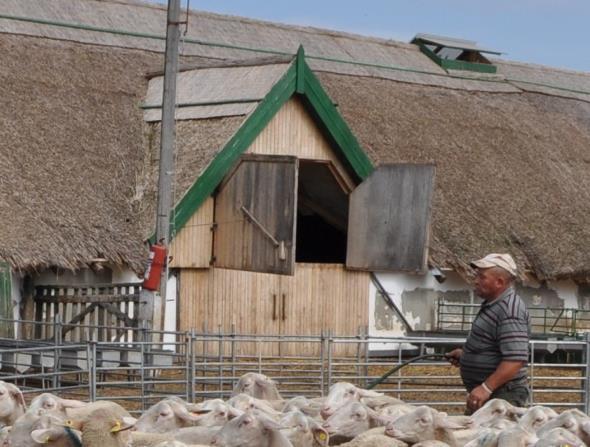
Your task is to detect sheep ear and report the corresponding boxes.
[365,406,393,426]
[110,418,135,433]
[257,413,281,431]
[61,419,83,430]
[436,413,471,430]
[5,384,25,410]
[356,389,384,398]
[170,402,203,422]
[227,407,243,420]
[31,429,53,444]
[58,398,87,409]
[508,406,527,417]
[313,427,329,446]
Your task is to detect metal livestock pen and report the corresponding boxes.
[0,318,588,415]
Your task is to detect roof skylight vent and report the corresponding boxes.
[411,33,501,73]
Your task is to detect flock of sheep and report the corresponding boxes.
[0,373,586,447]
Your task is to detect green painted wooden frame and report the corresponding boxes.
[417,42,497,74]
[166,46,374,239]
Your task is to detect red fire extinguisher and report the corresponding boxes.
[143,244,168,291]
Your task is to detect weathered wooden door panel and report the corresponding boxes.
[214,155,298,275]
[346,164,435,273]
[179,268,281,356]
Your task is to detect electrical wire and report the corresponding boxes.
[1,13,589,97]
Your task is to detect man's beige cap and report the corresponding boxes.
[470,253,517,277]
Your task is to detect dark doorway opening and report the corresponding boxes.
[296,160,349,263]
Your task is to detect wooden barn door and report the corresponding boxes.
[346,164,435,273]
[213,155,298,275]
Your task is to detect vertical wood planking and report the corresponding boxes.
[248,97,355,191]
[178,264,370,357]
[170,197,214,268]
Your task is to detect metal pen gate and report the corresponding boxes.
[0,320,589,414]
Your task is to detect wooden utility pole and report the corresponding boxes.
[151,0,181,333]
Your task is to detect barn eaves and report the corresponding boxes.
[411,33,501,74]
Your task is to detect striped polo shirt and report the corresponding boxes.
[460,287,531,391]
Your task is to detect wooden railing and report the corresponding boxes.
[31,283,141,342]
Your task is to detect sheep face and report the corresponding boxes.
[231,373,282,401]
[320,382,382,419]
[385,406,466,444]
[210,411,287,447]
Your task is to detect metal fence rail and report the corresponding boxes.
[437,301,590,335]
[0,321,588,414]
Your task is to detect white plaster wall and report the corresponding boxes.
[547,280,578,308]
[369,271,470,351]
[10,272,23,336]
[368,272,582,351]
[10,272,22,319]
[111,267,142,284]
[163,274,177,349]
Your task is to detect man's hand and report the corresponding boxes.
[466,384,492,412]
[444,348,463,367]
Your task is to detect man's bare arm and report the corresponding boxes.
[484,360,526,391]
[467,360,526,411]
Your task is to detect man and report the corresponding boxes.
[446,253,531,414]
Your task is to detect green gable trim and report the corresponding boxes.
[418,43,497,74]
[171,63,297,236]
[168,49,374,238]
[300,65,373,179]
[296,46,306,94]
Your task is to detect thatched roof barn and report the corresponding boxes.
[1,0,590,282]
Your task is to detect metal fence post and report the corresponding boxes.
[53,314,62,389]
[230,324,236,389]
[140,340,146,411]
[203,325,208,395]
[185,331,193,402]
[327,330,333,390]
[529,341,535,406]
[87,341,97,402]
[319,330,325,397]
[218,325,223,398]
[257,339,262,374]
[356,327,362,385]
[363,326,369,388]
[584,333,590,414]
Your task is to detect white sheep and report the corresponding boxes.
[0,381,25,427]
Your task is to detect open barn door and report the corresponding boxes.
[346,164,435,273]
[213,155,298,275]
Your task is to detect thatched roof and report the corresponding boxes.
[0,33,163,271]
[1,0,590,280]
[317,73,590,280]
[2,0,589,99]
